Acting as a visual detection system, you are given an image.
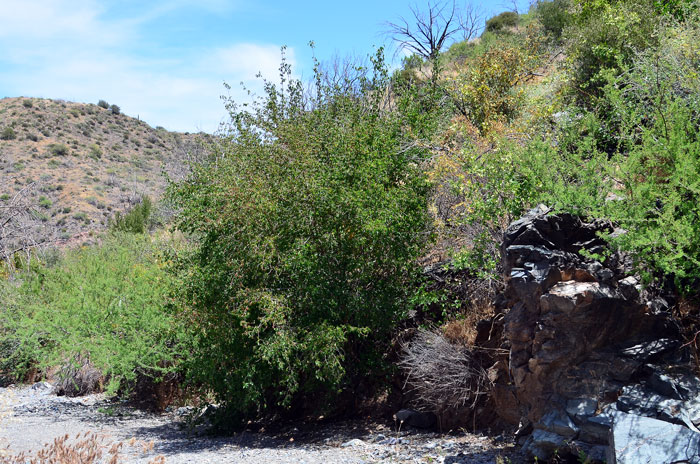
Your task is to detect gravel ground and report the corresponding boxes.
[0,382,524,463]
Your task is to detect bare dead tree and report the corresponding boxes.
[459,2,485,42]
[504,0,520,15]
[162,134,213,182]
[387,1,460,61]
[317,54,370,99]
[0,182,56,267]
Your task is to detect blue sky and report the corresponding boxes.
[1,0,531,133]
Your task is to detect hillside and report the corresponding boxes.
[0,97,210,251]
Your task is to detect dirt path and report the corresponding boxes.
[0,382,522,463]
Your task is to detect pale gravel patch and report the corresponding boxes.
[0,382,523,463]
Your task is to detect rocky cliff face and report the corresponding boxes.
[494,206,700,462]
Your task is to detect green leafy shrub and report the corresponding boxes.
[445,134,609,275]
[168,49,431,421]
[485,11,519,33]
[109,196,152,234]
[566,0,657,99]
[534,0,572,40]
[1,127,16,141]
[22,99,33,108]
[110,104,121,115]
[72,212,88,222]
[38,196,52,209]
[391,56,448,140]
[587,18,700,288]
[88,143,102,159]
[0,234,184,393]
[448,35,542,132]
[97,100,109,109]
[48,143,69,156]
[605,104,700,288]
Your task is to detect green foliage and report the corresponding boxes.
[0,234,184,392]
[534,0,573,40]
[588,19,700,288]
[566,0,658,99]
[22,99,33,108]
[442,40,476,63]
[391,59,448,140]
[88,143,103,159]
[485,11,520,33]
[48,143,69,156]
[110,104,121,115]
[109,196,152,234]
[0,127,16,141]
[402,53,424,70]
[448,34,543,132]
[449,47,526,131]
[449,11,700,291]
[38,196,52,209]
[605,104,700,288]
[168,48,431,420]
[652,0,698,18]
[97,100,109,109]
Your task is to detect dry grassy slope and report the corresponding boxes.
[0,97,210,243]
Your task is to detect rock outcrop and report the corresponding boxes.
[495,205,700,462]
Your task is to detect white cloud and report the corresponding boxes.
[0,0,129,46]
[210,44,290,77]
[0,0,291,133]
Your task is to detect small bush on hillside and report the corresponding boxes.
[534,0,572,40]
[448,34,542,133]
[110,196,152,233]
[485,11,519,33]
[97,99,109,109]
[88,143,102,159]
[566,0,658,99]
[48,143,69,156]
[38,196,52,209]
[22,99,33,108]
[0,127,16,141]
[110,104,121,115]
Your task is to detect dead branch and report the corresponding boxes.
[399,328,493,414]
[387,1,460,60]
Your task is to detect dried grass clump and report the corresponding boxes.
[442,302,496,346]
[0,432,164,464]
[399,328,493,416]
[53,355,103,397]
[442,318,477,345]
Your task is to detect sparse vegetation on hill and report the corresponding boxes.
[0,97,209,259]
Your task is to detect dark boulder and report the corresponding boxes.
[495,206,700,462]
